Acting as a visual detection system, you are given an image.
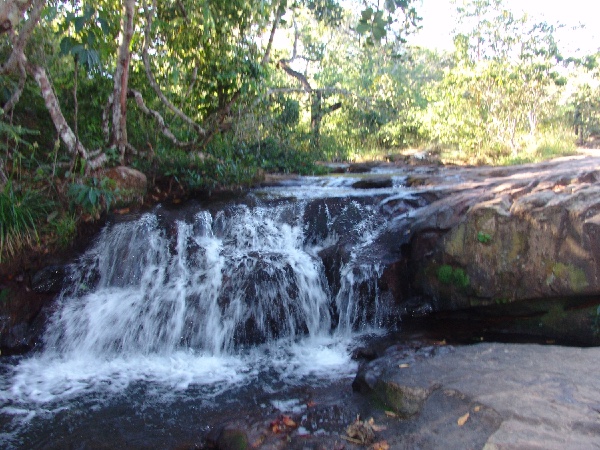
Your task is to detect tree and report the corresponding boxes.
[422,0,565,159]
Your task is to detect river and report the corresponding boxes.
[0,170,420,449]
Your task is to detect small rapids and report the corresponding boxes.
[0,178,413,448]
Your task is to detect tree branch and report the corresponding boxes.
[0,0,33,34]
[142,0,206,136]
[262,0,285,65]
[128,88,195,149]
[29,64,106,170]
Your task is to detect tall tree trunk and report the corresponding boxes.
[112,0,135,163]
[0,0,33,34]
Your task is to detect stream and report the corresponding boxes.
[0,170,426,449]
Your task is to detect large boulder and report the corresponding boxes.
[376,156,600,344]
[354,342,600,449]
[393,157,600,306]
[104,165,147,204]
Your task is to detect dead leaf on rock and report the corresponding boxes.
[384,411,397,418]
[345,415,375,444]
[457,412,470,426]
[270,415,298,434]
[282,416,296,427]
[473,406,481,413]
[399,363,410,368]
[368,440,390,450]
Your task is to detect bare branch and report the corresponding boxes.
[29,63,106,170]
[183,65,198,100]
[0,0,44,75]
[128,88,195,149]
[1,63,25,113]
[278,60,313,93]
[262,0,285,66]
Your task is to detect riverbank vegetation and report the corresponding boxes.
[0,0,599,265]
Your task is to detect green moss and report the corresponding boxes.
[444,224,466,258]
[540,304,566,330]
[374,380,430,418]
[218,429,249,450]
[477,231,492,244]
[437,265,454,284]
[0,288,11,303]
[437,265,470,289]
[548,263,589,293]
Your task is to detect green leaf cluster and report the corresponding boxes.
[437,264,470,289]
[68,177,118,217]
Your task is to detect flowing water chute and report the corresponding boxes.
[0,193,405,444]
[45,200,394,359]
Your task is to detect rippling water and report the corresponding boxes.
[0,172,412,449]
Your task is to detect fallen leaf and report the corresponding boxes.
[399,363,410,368]
[371,424,387,432]
[473,406,481,413]
[457,412,470,426]
[282,415,296,427]
[341,435,363,444]
[270,415,298,433]
[384,411,397,418]
[346,416,375,444]
[369,441,390,450]
[251,435,265,448]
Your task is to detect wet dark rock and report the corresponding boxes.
[347,163,374,173]
[204,422,250,450]
[0,285,52,354]
[351,177,393,189]
[219,254,313,347]
[31,264,67,294]
[302,198,372,246]
[216,428,249,450]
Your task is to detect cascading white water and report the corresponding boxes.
[0,194,401,448]
[43,200,392,359]
[0,174,419,449]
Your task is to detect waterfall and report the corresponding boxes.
[44,200,394,358]
[0,192,403,433]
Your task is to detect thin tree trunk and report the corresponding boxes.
[128,88,192,148]
[262,0,285,65]
[112,0,135,162]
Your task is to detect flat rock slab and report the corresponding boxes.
[361,342,600,449]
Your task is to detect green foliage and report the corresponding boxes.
[0,287,10,303]
[356,1,421,46]
[437,264,470,289]
[477,231,492,244]
[0,182,53,262]
[50,213,78,249]
[68,177,118,217]
[251,138,329,175]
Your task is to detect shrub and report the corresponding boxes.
[0,182,53,261]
